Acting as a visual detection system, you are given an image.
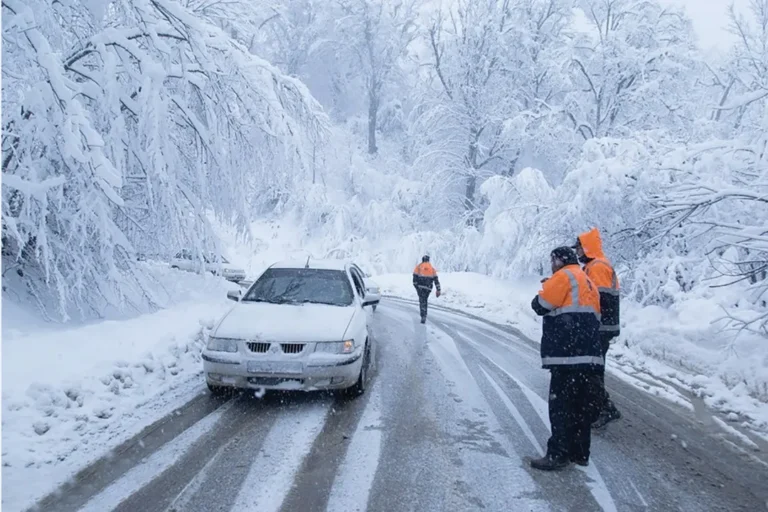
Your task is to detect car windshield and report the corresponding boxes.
[242,268,354,306]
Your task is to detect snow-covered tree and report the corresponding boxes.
[2,0,327,320]
[413,0,573,225]
[647,0,768,331]
[566,0,700,140]
[334,0,420,154]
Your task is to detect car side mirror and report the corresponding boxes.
[362,294,379,308]
[227,290,242,302]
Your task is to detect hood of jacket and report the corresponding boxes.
[578,228,606,260]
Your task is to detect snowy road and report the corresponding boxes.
[30,300,768,512]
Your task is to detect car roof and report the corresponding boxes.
[269,259,351,271]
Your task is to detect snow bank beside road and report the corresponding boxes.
[1,266,237,512]
[375,273,768,440]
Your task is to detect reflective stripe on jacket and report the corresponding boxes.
[578,228,620,335]
[532,264,603,370]
[413,262,441,292]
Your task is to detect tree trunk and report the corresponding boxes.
[464,174,477,210]
[463,126,480,210]
[367,92,378,155]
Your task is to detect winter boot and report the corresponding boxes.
[420,317,426,324]
[570,456,589,467]
[592,407,622,429]
[529,455,570,471]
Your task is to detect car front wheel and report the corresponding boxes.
[345,343,370,398]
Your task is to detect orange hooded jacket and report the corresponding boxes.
[576,228,620,335]
[413,262,441,293]
[532,262,603,370]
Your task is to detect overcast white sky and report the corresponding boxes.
[663,0,751,51]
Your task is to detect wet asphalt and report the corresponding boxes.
[28,299,768,512]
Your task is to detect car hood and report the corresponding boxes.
[213,302,355,342]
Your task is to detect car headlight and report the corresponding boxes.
[315,340,355,354]
[207,337,238,353]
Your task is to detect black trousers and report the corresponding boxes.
[417,287,431,320]
[597,332,619,414]
[546,368,602,461]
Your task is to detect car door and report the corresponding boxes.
[352,265,381,303]
[348,266,373,339]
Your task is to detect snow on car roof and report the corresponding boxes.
[269,259,350,271]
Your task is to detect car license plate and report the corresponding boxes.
[247,361,303,374]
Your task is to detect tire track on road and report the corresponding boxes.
[420,321,553,511]
[448,321,765,511]
[79,399,236,512]
[271,392,371,512]
[28,391,232,512]
[165,395,331,512]
[230,400,330,512]
[112,395,287,512]
[430,318,603,511]
[278,306,401,512]
[324,383,383,512]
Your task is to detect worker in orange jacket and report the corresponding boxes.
[530,246,604,470]
[573,228,622,429]
[413,255,441,324]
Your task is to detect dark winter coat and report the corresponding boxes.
[531,264,604,371]
[413,262,441,292]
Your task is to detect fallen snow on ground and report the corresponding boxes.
[1,264,238,512]
[374,272,768,441]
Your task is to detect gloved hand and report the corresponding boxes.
[435,290,441,298]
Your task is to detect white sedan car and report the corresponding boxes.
[170,250,246,283]
[202,259,379,397]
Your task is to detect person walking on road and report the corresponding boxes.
[530,246,604,471]
[413,255,441,324]
[573,228,622,429]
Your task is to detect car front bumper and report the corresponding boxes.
[202,350,363,391]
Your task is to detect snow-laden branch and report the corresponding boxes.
[2,0,329,320]
[714,88,768,111]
